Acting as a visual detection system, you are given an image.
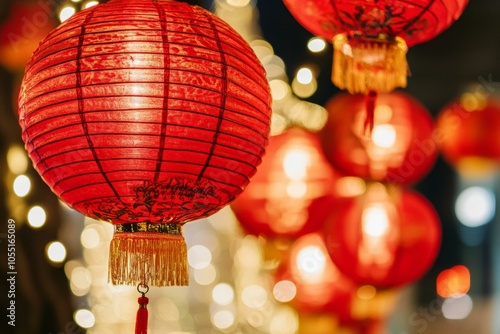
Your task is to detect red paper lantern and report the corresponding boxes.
[0,2,56,72]
[437,91,500,174]
[18,0,272,287]
[231,128,338,239]
[282,0,468,94]
[320,92,437,186]
[273,233,398,329]
[274,233,355,312]
[323,184,441,289]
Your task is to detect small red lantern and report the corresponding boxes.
[437,91,500,174]
[232,128,338,239]
[18,0,271,288]
[323,184,441,289]
[320,92,437,186]
[274,233,354,312]
[274,233,398,331]
[0,2,56,72]
[282,0,468,94]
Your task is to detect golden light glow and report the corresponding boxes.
[296,67,313,84]
[269,79,290,101]
[437,265,471,298]
[81,226,101,249]
[296,245,326,279]
[194,264,217,285]
[273,280,297,303]
[242,285,268,308]
[212,283,234,305]
[13,175,31,197]
[212,310,235,330]
[371,124,397,148]
[362,204,390,238]
[307,37,327,53]
[336,177,366,198]
[46,241,67,264]
[7,145,28,175]
[357,285,377,300]
[188,245,212,270]
[283,149,311,180]
[27,206,46,229]
[59,6,76,22]
[83,1,100,9]
[291,77,317,98]
[74,309,96,329]
[227,0,251,7]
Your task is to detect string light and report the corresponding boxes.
[46,241,67,264]
[13,175,31,197]
[59,6,76,22]
[27,206,46,229]
[307,37,327,53]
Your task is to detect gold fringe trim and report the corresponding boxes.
[332,34,408,94]
[109,231,189,287]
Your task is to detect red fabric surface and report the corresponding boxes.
[320,92,437,186]
[323,189,441,288]
[18,0,272,225]
[283,0,468,47]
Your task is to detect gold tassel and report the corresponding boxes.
[109,223,189,287]
[332,34,408,94]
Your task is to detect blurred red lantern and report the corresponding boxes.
[0,2,56,72]
[323,184,441,289]
[232,128,338,239]
[320,92,437,186]
[282,0,468,94]
[273,233,398,331]
[18,0,271,288]
[437,91,500,174]
[273,233,354,312]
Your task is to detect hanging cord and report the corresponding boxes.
[364,90,378,136]
[135,283,149,334]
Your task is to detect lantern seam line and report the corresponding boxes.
[197,13,229,182]
[75,7,121,200]
[152,1,170,184]
[399,0,438,36]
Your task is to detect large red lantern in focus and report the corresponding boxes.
[282,0,468,95]
[437,91,500,174]
[232,128,338,239]
[323,184,441,289]
[320,92,437,186]
[18,0,271,288]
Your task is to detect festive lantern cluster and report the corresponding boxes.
[437,89,500,174]
[282,0,468,133]
[18,0,272,289]
[231,128,338,240]
[282,0,469,95]
[319,91,438,186]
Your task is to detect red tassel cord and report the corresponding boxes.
[364,90,378,136]
[135,284,149,334]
